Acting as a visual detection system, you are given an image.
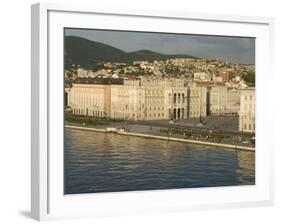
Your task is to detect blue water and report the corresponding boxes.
[64,128,255,194]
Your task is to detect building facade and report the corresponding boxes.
[187,85,207,118]
[142,79,167,120]
[226,88,241,114]
[239,88,255,133]
[193,72,211,82]
[68,83,111,117]
[209,86,240,115]
[163,79,189,120]
[110,84,146,120]
[68,78,208,121]
[209,86,228,115]
[219,69,234,82]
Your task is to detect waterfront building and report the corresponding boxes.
[68,78,123,117]
[187,84,207,118]
[226,88,241,114]
[209,86,240,115]
[111,78,189,120]
[239,88,255,133]
[68,83,110,117]
[164,79,188,120]
[68,77,208,121]
[143,79,167,120]
[111,84,146,120]
[209,86,228,115]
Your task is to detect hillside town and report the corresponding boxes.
[65,58,255,139]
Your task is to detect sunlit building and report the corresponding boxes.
[209,86,228,115]
[226,88,241,114]
[111,83,146,120]
[68,77,208,121]
[187,84,207,118]
[165,82,188,120]
[68,78,123,117]
[239,88,255,132]
[219,69,234,82]
[209,86,240,115]
[193,72,211,82]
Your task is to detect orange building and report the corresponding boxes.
[219,69,234,82]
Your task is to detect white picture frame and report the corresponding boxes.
[31,2,274,221]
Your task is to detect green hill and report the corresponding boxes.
[129,49,196,62]
[65,36,197,69]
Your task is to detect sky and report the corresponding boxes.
[65,28,255,64]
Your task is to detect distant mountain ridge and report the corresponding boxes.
[65,36,197,69]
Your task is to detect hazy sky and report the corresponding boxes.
[65,28,255,64]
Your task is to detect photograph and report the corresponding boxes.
[63,28,256,195]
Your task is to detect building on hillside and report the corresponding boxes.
[193,72,211,82]
[77,68,88,78]
[212,76,223,83]
[219,69,234,82]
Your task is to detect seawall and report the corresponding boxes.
[65,125,255,152]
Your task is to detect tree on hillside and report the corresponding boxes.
[242,71,255,86]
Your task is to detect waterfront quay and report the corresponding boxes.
[65,114,255,151]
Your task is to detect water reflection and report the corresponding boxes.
[64,128,255,194]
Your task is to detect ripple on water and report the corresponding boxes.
[64,128,255,194]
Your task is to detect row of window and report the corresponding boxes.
[243,103,255,111]
[112,106,165,112]
[244,95,255,101]
[146,99,165,104]
[146,90,164,95]
[243,123,255,131]
[169,93,186,104]
[241,114,255,120]
[190,111,201,116]
[73,108,104,117]
[70,94,103,106]
[147,113,165,118]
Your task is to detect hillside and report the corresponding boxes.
[129,50,196,62]
[64,36,130,69]
[64,36,197,69]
